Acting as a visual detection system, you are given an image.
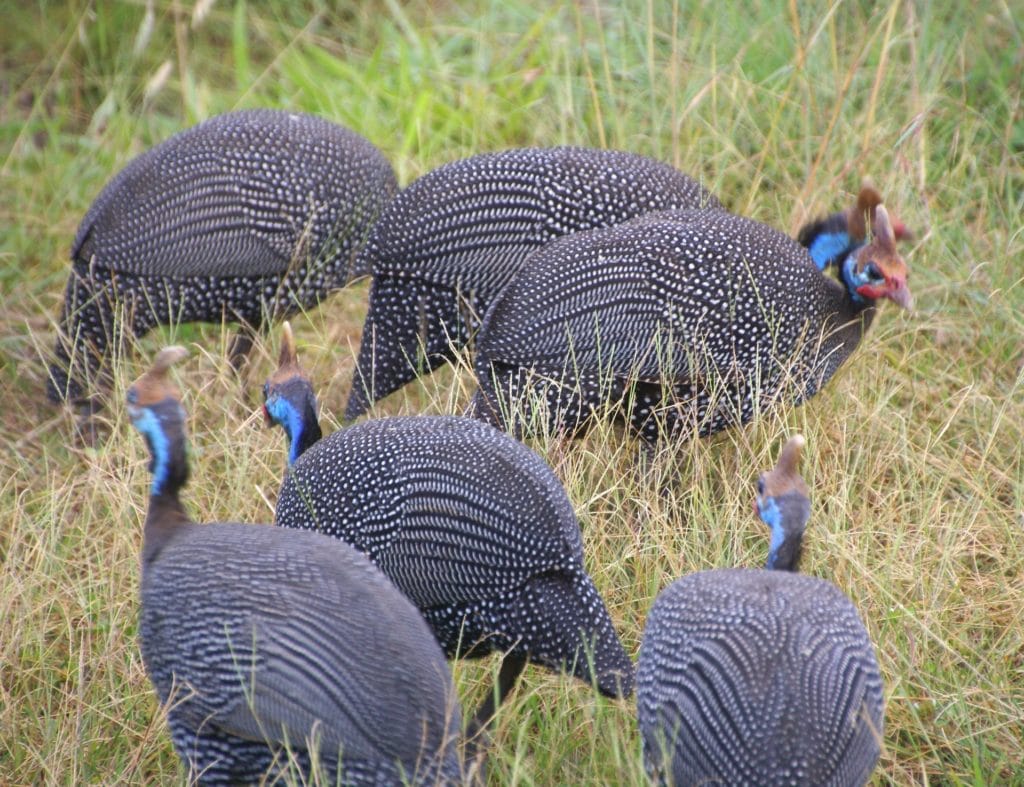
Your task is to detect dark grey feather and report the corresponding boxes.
[637,569,884,786]
[50,109,396,405]
[142,520,463,785]
[345,146,720,419]
[471,208,872,441]
[275,414,632,698]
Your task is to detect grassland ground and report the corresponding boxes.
[1,1,1021,784]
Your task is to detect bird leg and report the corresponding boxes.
[464,653,527,760]
[228,322,258,373]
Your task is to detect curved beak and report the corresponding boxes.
[885,274,913,310]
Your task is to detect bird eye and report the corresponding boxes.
[864,261,883,281]
[756,476,765,496]
[126,388,138,405]
[262,382,270,401]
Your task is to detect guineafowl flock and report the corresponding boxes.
[50,109,915,784]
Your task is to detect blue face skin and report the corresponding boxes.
[263,387,306,466]
[841,252,886,306]
[755,475,811,572]
[808,231,852,271]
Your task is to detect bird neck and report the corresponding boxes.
[287,408,322,465]
[761,498,804,572]
[268,394,322,465]
[813,252,877,365]
[132,398,191,564]
[799,212,860,271]
[840,253,878,310]
[142,491,191,565]
[133,401,189,497]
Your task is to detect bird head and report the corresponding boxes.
[842,204,913,309]
[126,346,189,495]
[754,435,811,572]
[262,322,322,465]
[799,180,912,271]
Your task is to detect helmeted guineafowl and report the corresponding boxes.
[469,193,911,442]
[126,346,463,785]
[50,109,397,410]
[636,436,884,786]
[343,146,722,420]
[262,324,633,734]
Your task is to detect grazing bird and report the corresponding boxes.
[126,346,462,785]
[470,194,911,442]
[343,146,722,420]
[636,436,885,786]
[50,109,397,410]
[263,324,633,734]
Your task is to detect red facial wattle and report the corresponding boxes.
[855,283,887,301]
[856,277,912,309]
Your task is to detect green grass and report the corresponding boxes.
[1,0,1022,783]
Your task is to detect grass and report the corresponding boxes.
[1,0,1022,783]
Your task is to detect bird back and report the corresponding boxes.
[74,109,397,281]
[360,146,720,293]
[637,568,884,786]
[141,519,462,782]
[276,416,584,607]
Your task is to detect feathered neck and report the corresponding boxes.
[288,403,322,464]
[801,213,864,272]
[143,492,191,565]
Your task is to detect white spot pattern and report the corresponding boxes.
[345,147,720,419]
[472,209,876,441]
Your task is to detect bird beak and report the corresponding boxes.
[885,274,913,310]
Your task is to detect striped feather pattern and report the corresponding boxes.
[637,568,884,786]
[142,520,462,785]
[274,415,633,697]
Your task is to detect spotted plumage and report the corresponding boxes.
[344,146,721,420]
[637,436,884,786]
[50,109,397,408]
[470,197,911,441]
[263,325,632,730]
[127,347,462,785]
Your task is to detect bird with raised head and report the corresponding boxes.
[637,436,885,786]
[470,191,912,442]
[126,346,463,785]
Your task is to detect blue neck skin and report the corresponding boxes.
[266,397,307,466]
[130,404,182,495]
[758,497,788,570]
[808,230,854,271]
